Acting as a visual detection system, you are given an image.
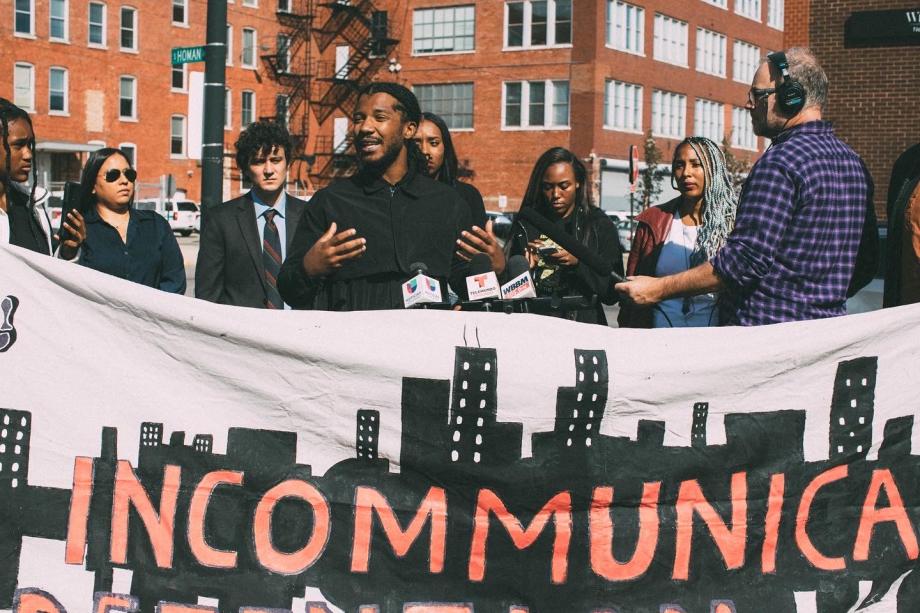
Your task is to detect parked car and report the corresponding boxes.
[136,199,199,236]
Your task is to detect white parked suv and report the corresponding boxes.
[135,199,199,236]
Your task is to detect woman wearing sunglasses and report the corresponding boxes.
[76,147,186,294]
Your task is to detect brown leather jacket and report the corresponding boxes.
[617,197,681,328]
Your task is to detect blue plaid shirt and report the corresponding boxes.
[711,121,873,326]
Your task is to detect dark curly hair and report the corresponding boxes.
[234,119,293,181]
[355,82,426,175]
[0,98,38,207]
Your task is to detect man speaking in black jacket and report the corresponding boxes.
[278,82,471,311]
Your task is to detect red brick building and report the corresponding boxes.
[2,0,288,202]
[784,0,920,219]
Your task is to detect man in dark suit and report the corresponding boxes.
[196,120,308,309]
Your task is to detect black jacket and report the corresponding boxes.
[278,167,471,311]
[195,192,307,308]
[507,205,623,325]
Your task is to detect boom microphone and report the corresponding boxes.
[402,261,443,308]
[500,255,538,299]
[517,208,626,283]
[465,253,501,301]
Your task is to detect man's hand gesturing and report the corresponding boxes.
[302,222,366,277]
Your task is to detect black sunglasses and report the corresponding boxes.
[104,168,138,183]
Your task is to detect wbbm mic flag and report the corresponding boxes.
[1,245,920,613]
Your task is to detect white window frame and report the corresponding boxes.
[171,62,188,92]
[172,0,188,26]
[732,40,760,84]
[768,0,784,30]
[695,28,727,77]
[413,82,475,130]
[241,28,257,68]
[501,80,570,130]
[606,0,645,56]
[119,6,138,53]
[49,67,69,115]
[49,0,70,43]
[14,0,36,37]
[88,1,107,48]
[735,0,761,21]
[170,115,187,159]
[13,62,35,112]
[731,106,758,151]
[226,25,233,66]
[651,89,686,139]
[278,0,291,13]
[604,79,643,134]
[118,142,137,167]
[242,0,258,7]
[503,0,573,51]
[119,75,137,121]
[276,33,291,73]
[412,5,476,56]
[694,98,725,143]
[652,13,687,67]
[241,90,255,127]
[702,0,728,8]
[224,87,232,131]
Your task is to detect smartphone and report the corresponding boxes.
[538,246,558,258]
[58,181,81,244]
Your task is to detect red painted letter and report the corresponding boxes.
[761,473,785,574]
[65,457,94,565]
[351,486,447,573]
[469,489,572,584]
[796,465,848,571]
[187,470,244,568]
[93,593,138,613]
[13,589,66,613]
[111,461,181,568]
[590,482,661,581]
[854,469,919,561]
[673,472,748,581]
[253,479,330,574]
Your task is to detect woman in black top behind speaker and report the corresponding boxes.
[506,147,623,325]
[414,112,507,278]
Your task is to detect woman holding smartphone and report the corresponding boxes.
[506,147,623,325]
[76,148,186,294]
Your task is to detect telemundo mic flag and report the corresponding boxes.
[1,245,920,612]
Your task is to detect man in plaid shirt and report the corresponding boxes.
[617,48,874,326]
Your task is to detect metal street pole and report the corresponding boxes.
[200,0,228,226]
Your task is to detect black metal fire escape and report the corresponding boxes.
[260,0,400,191]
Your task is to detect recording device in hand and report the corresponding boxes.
[517,207,626,283]
[500,255,538,299]
[58,181,81,245]
[465,252,502,301]
[401,261,443,308]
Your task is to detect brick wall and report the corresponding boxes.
[805,1,920,219]
[1,0,285,202]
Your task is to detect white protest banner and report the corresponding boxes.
[1,245,919,612]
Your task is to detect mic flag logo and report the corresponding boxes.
[405,279,418,294]
[427,278,439,292]
[0,296,19,353]
[472,274,490,288]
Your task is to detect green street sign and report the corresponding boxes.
[171,46,207,65]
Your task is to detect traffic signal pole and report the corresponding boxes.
[200,0,228,225]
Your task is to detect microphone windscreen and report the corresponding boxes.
[409,261,428,274]
[506,255,530,278]
[469,252,493,276]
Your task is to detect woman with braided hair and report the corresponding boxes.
[0,98,85,257]
[618,136,738,328]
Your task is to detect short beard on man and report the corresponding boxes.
[358,137,404,175]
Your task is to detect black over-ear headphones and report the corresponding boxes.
[767,51,806,116]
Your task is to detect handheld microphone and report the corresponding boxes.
[500,255,538,299]
[465,253,501,301]
[517,208,626,283]
[402,261,443,308]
